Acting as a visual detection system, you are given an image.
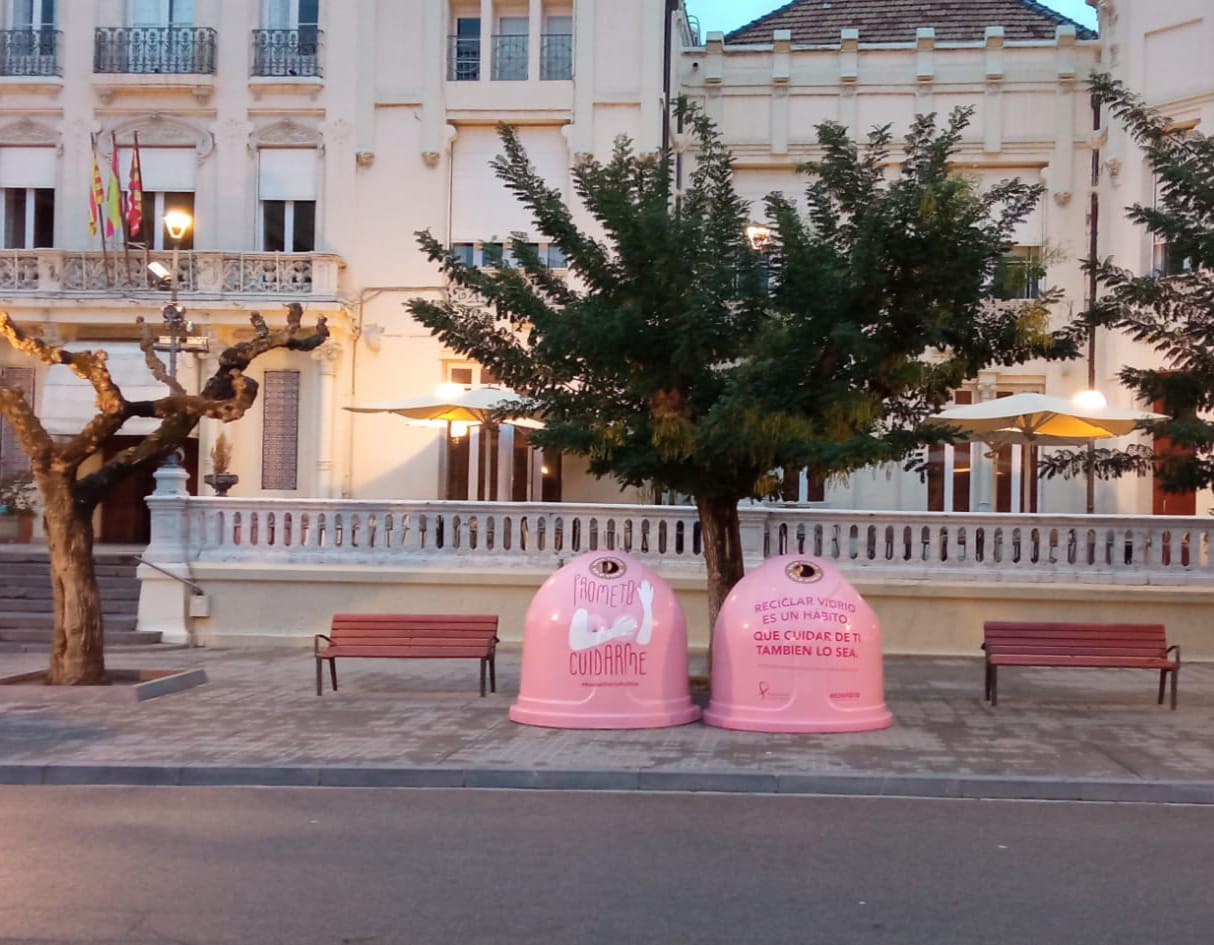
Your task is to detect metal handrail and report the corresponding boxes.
[129,554,205,596]
[93,26,218,75]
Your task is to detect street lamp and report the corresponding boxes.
[160,209,193,382]
[744,223,771,252]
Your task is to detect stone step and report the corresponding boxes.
[0,562,138,579]
[0,628,163,647]
[0,585,141,600]
[0,613,138,633]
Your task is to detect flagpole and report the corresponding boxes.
[90,133,111,288]
[114,132,132,284]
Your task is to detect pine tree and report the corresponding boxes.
[1041,74,1214,491]
[409,103,1076,648]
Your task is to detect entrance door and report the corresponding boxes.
[99,437,197,544]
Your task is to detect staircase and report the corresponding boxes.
[0,548,163,649]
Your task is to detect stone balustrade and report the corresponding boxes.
[0,249,343,300]
[170,497,1214,586]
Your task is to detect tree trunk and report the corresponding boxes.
[43,479,106,685]
[695,494,747,673]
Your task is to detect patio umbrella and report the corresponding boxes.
[344,386,544,429]
[927,392,1164,447]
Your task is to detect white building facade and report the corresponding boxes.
[0,0,1209,541]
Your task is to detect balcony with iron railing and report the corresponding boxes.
[540,32,572,80]
[447,35,480,81]
[251,28,323,78]
[0,29,61,77]
[0,249,343,301]
[94,27,217,75]
[492,33,528,80]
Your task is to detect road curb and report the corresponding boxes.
[2,764,1214,803]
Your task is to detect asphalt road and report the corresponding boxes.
[1,787,1212,945]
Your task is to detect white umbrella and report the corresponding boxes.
[345,386,544,429]
[928,392,1164,446]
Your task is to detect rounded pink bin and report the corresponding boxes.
[703,555,892,733]
[510,551,701,729]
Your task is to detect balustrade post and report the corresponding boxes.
[136,460,195,645]
[39,249,62,291]
[738,506,769,569]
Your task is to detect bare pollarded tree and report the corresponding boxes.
[0,303,328,685]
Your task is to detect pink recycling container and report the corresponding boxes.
[703,555,892,733]
[509,551,701,729]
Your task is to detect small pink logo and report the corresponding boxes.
[758,681,771,700]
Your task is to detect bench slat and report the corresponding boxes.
[325,645,494,659]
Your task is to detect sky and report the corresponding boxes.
[685,0,1098,36]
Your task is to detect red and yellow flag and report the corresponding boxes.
[88,143,104,237]
[126,133,144,239]
[104,134,123,239]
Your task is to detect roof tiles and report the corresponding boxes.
[724,0,1097,45]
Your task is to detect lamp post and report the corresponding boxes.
[162,209,193,383]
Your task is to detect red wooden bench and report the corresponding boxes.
[983,621,1180,709]
[315,614,499,697]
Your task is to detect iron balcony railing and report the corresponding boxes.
[492,33,528,80]
[540,32,572,80]
[94,27,217,75]
[251,28,323,77]
[0,29,61,76]
[447,34,480,80]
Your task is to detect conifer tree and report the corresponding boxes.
[1041,74,1214,492]
[410,103,1076,643]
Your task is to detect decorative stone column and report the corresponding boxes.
[973,372,999,512]
[312,342,342,498]
[136,460,194,646]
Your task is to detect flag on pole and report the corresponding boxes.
[88,140,104,237]
[126,133,144,240]
[104,134,123,239]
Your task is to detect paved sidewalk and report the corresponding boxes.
[2,647,1213,803]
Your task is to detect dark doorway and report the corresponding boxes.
[99,437,198,544]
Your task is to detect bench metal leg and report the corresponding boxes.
[1171,668,1179,710]
[315,657,322,696]
[1158,669,1167,706]
[989,666,998,707]
[984,662,992,702]
[490,656,496,694]
[479,659,487,697]
[329,658,338,693]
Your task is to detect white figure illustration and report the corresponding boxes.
[568,579,655,651]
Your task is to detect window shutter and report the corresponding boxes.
[258,149,319,201]
[0,366,35,480]
[261,370,300,490]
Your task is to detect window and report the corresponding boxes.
[11,0,56,29]
[992,246,1043,300]
[1153,238,1191,278]
[0,146,55,247]
[1,188,52,248]
[262,200,315,252]
[261,370,300,491]
[131,0,193,26]
[4,0,56,74]
[492,15,527,81]
[449,15,480,80]
[541,14,572,80]
[137,191,194,249]
[449,241,567,269]
[258,149,318,252]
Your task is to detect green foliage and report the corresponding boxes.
[408,102,1075,505]
[1074,74,1214,492]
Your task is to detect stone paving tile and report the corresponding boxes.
[1,648,1212,786]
